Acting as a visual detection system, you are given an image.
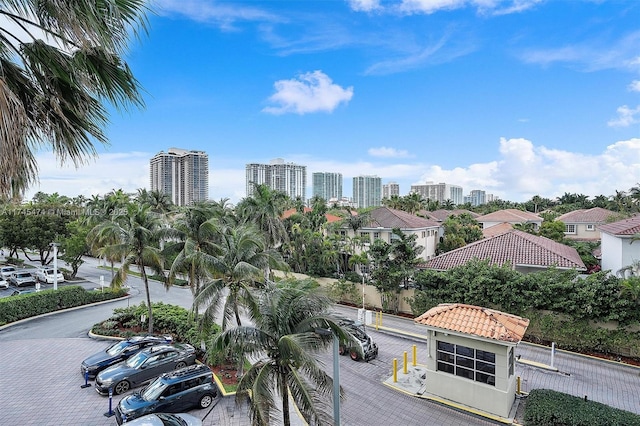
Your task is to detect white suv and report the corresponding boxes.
[0,266,17,279]
[34,268,65,284]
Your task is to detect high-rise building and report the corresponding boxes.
[382,182,400,199]
[464,190,487,206]
[353,175,382,209]
[312,172,343,201]
[150,148,208,206]
[410,182,463,205]
[246,159,307,200]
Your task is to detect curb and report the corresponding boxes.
[0,293,132,331]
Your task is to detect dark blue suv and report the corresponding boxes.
[115,364,218,425]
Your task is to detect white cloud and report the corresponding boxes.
[262,70,354,115]
[348,0,382,12]
[395,0,540,15]
[519,31,640,73]
[153,0,281,30]
[629,80,640,92]
[416,137,640,202]
[368,147,411,158]
[608,105,640,128]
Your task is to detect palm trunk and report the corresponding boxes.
[281,372,290,426]
[140,265,154,333]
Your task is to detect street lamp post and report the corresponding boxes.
[51,242,59,290]
[316,328,340,426]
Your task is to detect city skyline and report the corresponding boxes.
[23,1,640,205]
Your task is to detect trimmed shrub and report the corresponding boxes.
[0,285,127,326]
[91,302,219,351]
[524,389,640,425]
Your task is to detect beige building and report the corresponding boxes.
[556,207,619,241]
[415,303,529,418]
[475,209,542,231]
[341,207,441,261]
[149,148,208,206]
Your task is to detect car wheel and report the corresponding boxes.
[114,380,130,395]
[199,394,214,408]
[175,361,187,369]
[350,350,361,361]
[338,345,347,356]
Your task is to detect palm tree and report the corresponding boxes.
[137,188,174,214]
[0,0,149,199]
[89,205,165,333]
[210,280,347,426]
[193,223,287,330]
[164,204,221,294]
[237,184,289,249]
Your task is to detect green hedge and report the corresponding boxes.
[524,389,640,425]
[91,302,219,352]
[0,285,127,326]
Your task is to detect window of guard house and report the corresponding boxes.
[436,341,495,386]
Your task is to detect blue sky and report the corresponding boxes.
[31,0,640,205]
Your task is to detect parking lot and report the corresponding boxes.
[1,337,282,426]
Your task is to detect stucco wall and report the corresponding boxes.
[421,329,517,418]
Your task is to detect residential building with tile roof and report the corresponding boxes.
[339,206,442,261]
[475,209,542,231]
[556,207,620,241]
[414,303,529,418]
[422,229,586,273]
[599,215,640,277]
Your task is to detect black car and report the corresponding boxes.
[115,364,218,425]
[95,343,197,395]
[81,335,172,379]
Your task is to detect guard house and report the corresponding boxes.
[414,303,529,418]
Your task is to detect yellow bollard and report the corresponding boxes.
[403,351,408,374]
[393,358,398,383]
[412,345,417,366]
[517,376,521,394]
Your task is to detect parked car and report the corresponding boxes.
[95,343,197,395]
[0,265,17,279]
[120,413,202,426]
[9,289,37,296]
[9,271,36,287]
[81,335,173,379]
[34,267,65,284]
[0,278,8,289]
[115,364,217,425]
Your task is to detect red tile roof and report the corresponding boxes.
[424,229,586,271]
[414,303,529,343]
[482,222,513,238]
[476,209,541,223]
[367,207,440,229]
[599,215,640,236]
[557,207,618,224]
[281,207,342,223]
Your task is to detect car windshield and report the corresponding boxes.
[16,273,30,278]
[106,341,130,356]
[140,378,167,401]
[156,413,188,426]
[125,351,148,368]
